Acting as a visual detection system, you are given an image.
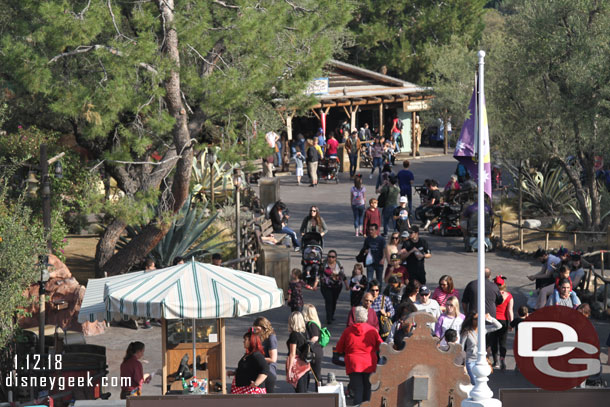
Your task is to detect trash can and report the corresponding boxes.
[257,246,290,297]
[259,177,280,211]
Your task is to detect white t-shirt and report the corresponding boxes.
[265,131,278,148]
[415,299,441,319]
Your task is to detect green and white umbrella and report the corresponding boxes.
[103,261,283,320]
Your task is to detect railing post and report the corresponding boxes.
[573,232,577,251]
[519,224,524,251]
[544,232,549,251]
[499,217,503,243]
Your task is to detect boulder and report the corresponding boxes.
[18,254,106,336]
[523,219,542,229]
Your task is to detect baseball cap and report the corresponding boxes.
[401,230,410,238]
[390,253,400,261]
[399,196,408,203]
[419,285,430,295]
[558,247,569,256]
[388,276,400,284]
[493,275,506,286]
[409,225,419,234]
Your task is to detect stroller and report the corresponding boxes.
[318,156,340,183]
[301,232,324,286]
[464,208,493,252]
[428,203,463,236]
[359,143,372,168]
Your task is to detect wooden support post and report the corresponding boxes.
[518,161,524,251]
[573,233,577,250]
[411,111,416,158]
[311,109,320,121]
[161,318,167,394]
[350,105,359,134]
[545,232,549,251]
[379,103,384,137]
[499,218,503,243]
[286,112,294,141]
[220,318,227,394]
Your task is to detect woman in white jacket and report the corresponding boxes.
[459,312,502,385]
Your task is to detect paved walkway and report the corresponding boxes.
[87,153,610,400]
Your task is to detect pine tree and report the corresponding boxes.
[1,0,352,274]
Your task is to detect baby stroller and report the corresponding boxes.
[428,203,463,236]
[319,156,340,183]
[301,232,323,286]
[464,209,493,252]
[359,143,372,168]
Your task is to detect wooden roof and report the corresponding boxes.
[310,60,432,108]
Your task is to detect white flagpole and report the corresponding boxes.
[463,50,501,407]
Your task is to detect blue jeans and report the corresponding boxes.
[348,153,358,176]
[276,141,282,167]
[466,361,477,385]
[382,205,396,236]
[366,263,384,285]
[371,157,383,174]
[281,226,299,248]
[351,204,365,230]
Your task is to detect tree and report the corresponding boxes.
[0,183,46,348]
[1,0,352,275]
[422,36,477,153]
[346,0,487,82]
[489,0,610,230]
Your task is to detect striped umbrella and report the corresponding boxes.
[103,261,284,320]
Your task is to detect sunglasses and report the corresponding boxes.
[420,293,430,296]
[311,209,317,212]
[371,288,379,292]
[328,255,336,258]
[392,236,400,239]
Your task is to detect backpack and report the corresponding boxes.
[308,321,331,348]
[396,119,403,130]
[297,333,315,363]
[377,187,389,208]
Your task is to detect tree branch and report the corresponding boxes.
[284,0,313,13]
[108,0,135,42]
[48,45,121,64]
[212,0,240,9]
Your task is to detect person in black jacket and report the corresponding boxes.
[228,329,270,394]
[269,201,300,250]
[306,138,321,187]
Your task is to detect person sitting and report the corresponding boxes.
[527,248,562,288]
[535,264,571,309]
[546,278,581,308]
[416,180,442,230]
[567,252,591,289]
[444,174,461,202]
[269,200,300,251]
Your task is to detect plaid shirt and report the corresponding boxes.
[371,294,395,318]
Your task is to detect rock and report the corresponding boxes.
[18,254,106,336]
[523,219,542,229]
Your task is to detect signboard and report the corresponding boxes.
[403,100,429,112]
[127,394,339,407]
[305,77,329,95]
[500,388,610,407]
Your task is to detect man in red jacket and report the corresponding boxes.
[337,306,382,405]
[347,293,379,330]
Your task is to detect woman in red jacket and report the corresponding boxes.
[336,306,382,405]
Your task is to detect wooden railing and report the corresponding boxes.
[497,216,610,252]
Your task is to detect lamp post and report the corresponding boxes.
[38,255,50,355]
[207,148,217,209]
[234,168,242,264]
[40,144,52,251]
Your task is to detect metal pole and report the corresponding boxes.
[40,144,52,251]
[235,183,241,265]
[462,50,501,407]
[518,160,524,251]
[210,163,215,209]
[39,284,45,355]
[192,318,197,379]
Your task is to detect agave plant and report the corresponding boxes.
[502,160,575,216]
[191,147,239,205]
[567,180,610,228]
[116,198,228,268]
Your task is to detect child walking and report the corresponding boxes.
[362,198,382,237]
[286,268,313,312]
[349,264,368,306]
[293,151,305,185]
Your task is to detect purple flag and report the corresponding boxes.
[454,81,492,197]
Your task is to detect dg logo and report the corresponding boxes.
[514,306,601,391]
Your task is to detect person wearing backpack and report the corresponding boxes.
[286,312,312,393]
[350,175,366,236]
[378,175,400,237]
[303,304,330,391]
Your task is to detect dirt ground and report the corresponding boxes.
[63,235,98,285]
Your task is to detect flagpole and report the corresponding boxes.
[463,50,501,407]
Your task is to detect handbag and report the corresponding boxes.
[356,247,367,263]
[331,347,345,367]
[378,296,393,339]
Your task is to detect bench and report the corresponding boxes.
[257,218,287,247]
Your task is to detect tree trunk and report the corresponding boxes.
[581,153,601,230]
[101,0,193,276]
[557,159,592,230]
[94,219,126,277]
